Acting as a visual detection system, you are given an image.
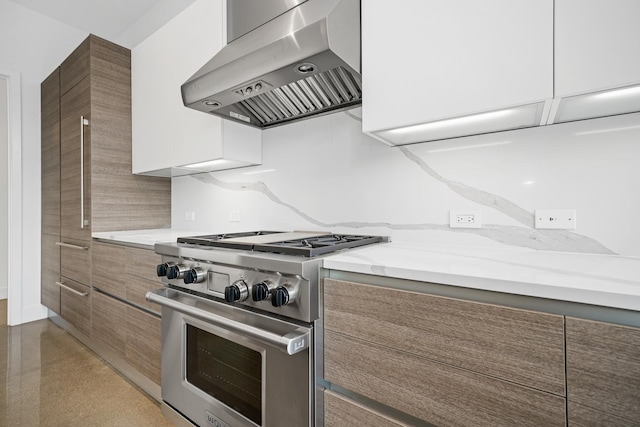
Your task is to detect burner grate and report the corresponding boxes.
[176,231,388,257]
[253,235,386,257]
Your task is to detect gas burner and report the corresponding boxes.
[177,230,281,246]
[253,234,386,257]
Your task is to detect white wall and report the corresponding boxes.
[0,78,8,299]
[0,0,87,323]
[172,109,640,257]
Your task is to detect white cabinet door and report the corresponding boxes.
[132,0,260,176]
[362,0,553,144]
[555,0,640,98]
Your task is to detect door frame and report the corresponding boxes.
[1,66,24,325]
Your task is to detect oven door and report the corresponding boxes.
[147,288,313,427]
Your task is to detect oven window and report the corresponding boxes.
[186,325,262,425]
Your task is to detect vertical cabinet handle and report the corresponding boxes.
[80,116,89,229]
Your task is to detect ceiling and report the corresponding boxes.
[9,0,197,47]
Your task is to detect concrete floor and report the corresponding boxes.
[0,300,174,426]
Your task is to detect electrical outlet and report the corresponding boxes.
[535,209,576,229]
[184,211,195,221]
[229,210,241,222]
[449,210,482,228]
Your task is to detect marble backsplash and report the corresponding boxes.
[172,109,640,257]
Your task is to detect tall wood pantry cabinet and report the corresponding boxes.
[40,34,171,330]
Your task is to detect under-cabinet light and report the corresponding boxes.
[553,84,640,124]
[184,159,235,169]
[373,102,545,146]
[388,110,513,135]
[592,85,640,100]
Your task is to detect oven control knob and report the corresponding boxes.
[251,281,274,301]
[225,280,249,303]
[156,262,175,277]
[167,264,188,280]
[184,267,205,284]
[272,285,297,307]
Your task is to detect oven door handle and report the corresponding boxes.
[146,288,310,355]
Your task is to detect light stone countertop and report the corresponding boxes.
[91,230,640,312]
[91,229,210,249]
[322,243,640,312]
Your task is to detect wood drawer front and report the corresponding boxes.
[91,242,126,298]
[125,246,162,283]
[324,279,565,395]
[566,317,640,423]
[60,238,91,285]
[91,291,126,355]
[41,233,61,314]
[324,390,409,427]
[325,330,566,427]
[125,306,161,385]
[125,276,162,315]
[568,401,639,427]
[59,278,91,336]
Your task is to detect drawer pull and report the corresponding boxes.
[56,282,89,297]
[56,242,89,251]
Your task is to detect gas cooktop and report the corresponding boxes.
[176,230,388,257]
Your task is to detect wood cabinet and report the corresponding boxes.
[41,69,61,314]
[323,278,567,426]
[362,0,553,145]
[91,290,162,386]
[59,278,91,336]
[125,305,161,385]
[90,241,163,385]
[41,34,171,317]
[324,391,409,427]
[91,241,162,315]
[131,0,261,176]
[58,35,170,237]
[566,317,640,425]
[91,291,126,353]
[60,72,91,241]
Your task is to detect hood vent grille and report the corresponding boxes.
[234,66,362,127]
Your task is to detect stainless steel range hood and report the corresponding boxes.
[181,0,361,129]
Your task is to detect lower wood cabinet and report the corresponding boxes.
[323,278,567,427]
[324,390,409,427]
[91,291,126,353]
[91,290,161,386]
[324,278,565,394]
[92,241,162,314]
[325,330,565,427]
[41,234,61,314]
[90,241,163,387]
[59,278,91,336]
[125,305,161,385]
[566,317,640,425]
[59,238,91,286]
[568,401,639,427]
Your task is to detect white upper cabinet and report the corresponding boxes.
[550,0,640,124]
[132,0,261,176]
[362,0,553,146]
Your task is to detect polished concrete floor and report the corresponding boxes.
[0,300,174,426]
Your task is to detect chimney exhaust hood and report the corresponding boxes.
[181,0,361,129]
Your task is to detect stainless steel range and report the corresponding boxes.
[146,231,388,427]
